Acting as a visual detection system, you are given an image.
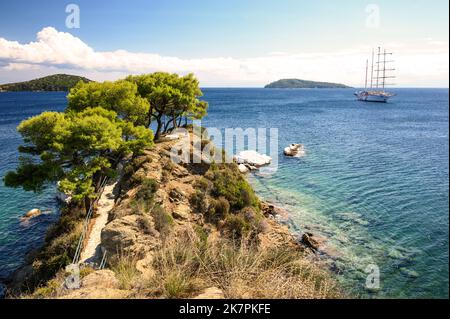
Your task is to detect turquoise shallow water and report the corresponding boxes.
[0,88,448,298]
[200,88,449,298]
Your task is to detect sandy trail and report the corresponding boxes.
[79,182,116,266]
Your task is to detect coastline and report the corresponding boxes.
[246,178,339,269]
[4,133,342,299]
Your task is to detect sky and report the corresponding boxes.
[0,0,448,87]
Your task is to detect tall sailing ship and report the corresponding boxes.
[355,47,396,103]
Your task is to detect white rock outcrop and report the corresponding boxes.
[238,164,249,173]
[234,150,272,167]
[21,208,41,221]
[283,144,305,157]
[164,133,181,140]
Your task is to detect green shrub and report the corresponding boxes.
[204,170,214,180]
[28,252,72,291]
[161,157,175,172]
[240,206,261,223]
[135,178,158,202]
[208,164,259,210]
[79,266,95,279]
[44,227,80,257]
[215,197,230,218]
[137,215,155,235]
[132,155,152,169]
[206,196,230,223]
[199,139,216,157]
[194,225,209,251]
[151,205,173,238]
[130,177,159,214]
[189,190,207,214]
[44,207,82,242]
[32,278,61,298]
[184,124,208,137]
[223,214,250,239]
[194,177,210,192]
[122,162,135,177]
[129,172,146,188]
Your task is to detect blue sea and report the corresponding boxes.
[0,88,448,298]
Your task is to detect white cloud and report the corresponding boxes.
[3,63,40,71]
[0,27,448,87]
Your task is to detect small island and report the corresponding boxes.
[0,74,91,92]
[265,78,351,89]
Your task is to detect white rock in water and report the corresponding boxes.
[238,164,249,173]
[234,150,272,167]
[22,208,41,220]
[284,144,305,157]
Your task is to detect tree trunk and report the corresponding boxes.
[84,195,91,215]
[93,173,101,193]
[163,117,174,133]
[155,117,163,140]
[172,112,177,130]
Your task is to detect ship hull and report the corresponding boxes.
[354,91,393,103]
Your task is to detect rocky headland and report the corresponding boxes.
[6,131,341,299]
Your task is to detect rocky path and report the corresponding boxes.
[79,182,116,266]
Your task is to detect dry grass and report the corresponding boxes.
[109,253,141,290]
[134,227,342,299]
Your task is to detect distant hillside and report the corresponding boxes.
[265,78,351,89]
[0,74,92,92]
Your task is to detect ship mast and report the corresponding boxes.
[365,59,368,89]
[375,47,381,88]
[374,47,395,90]
[382,49,386,89]
[370,49,374,89]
